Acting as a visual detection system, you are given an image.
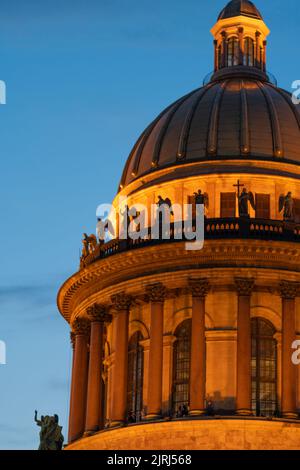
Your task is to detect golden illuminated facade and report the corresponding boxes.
[58,0,300,450]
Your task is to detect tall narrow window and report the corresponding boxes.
[220,192,236,218]
[294,198,300,223]
[251,318,278,417]
[255,194,270,219]
[172,319,191,416]
[227,37,239,66]
[244,38,254,66]
[127,331,144,422]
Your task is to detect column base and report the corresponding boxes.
[83,430,97,437]
[189,409,206,417]
[282,412,299,419]
[109,420,125,428]
[144,413,161,421]
[236,409,253,416]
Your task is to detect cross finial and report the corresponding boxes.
[233,180,245,197]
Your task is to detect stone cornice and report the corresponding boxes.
[57,239,300,323]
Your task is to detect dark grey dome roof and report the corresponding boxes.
[119,75,300,190]
[218,0,263,20]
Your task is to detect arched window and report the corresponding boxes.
[244,37,254,66]
[127,331,144,422]
[251,318,278,417]
[172,319,191,416]
[227,37,239,67]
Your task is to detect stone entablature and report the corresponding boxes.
[58,239,300,323]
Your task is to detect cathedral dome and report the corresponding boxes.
[218,0,263,21]
[119,0,300,191]
[120,77,300,189]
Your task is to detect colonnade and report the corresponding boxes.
[68,279,299,443]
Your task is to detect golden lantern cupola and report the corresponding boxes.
[210,0,270,80]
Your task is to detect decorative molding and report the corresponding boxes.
[71,317,90,336]
[235,277,255,296]
[57,239,300,323]
[279,280,300,300]
[145,282,167,303]
[111,292,133,311]
[86,303,112,323]
[189,278,210,298]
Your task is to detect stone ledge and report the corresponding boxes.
[65,418,300,450]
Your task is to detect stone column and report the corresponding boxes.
[235,278,255,416]
[145,283,166,420]
[221,31,227,68]
[68,318,90,443]
[280,281,299,418]
[213,40,218,71]
[255,31,261,68]
[238,27,244,65]
[110,292,132,427]
[85,303,112,434]
[189,278,210,416]
[262,40,267,71]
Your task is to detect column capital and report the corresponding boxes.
[70,331,76,348]
[234,277,255,296]
[111,292,133,311]
[189,278,210,298]
[146,282,167,303]
[279,280,300,300]
[86,303,112,323]
[71,317,90,336]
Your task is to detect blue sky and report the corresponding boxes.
[0,0,299,449]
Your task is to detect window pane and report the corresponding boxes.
[255,194,270,219]
[172,320,191,415]
[251,318,277,417]
[127,332,144,422]
[220,193,236,218]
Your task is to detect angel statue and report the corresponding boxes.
[34,410,64,450]
[238,187,256,217]
[194,190,209,214]
[157,195,174,215]
[279,192,294,221]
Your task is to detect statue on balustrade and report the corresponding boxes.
[238,188,256,217]
[157,195,174,214]
[279,192,294,221]
[34,410,64,450]
[193,190,209,208]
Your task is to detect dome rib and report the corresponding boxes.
[152,90,196,168]
[207,81,228,156]
[177,83,215,160]
[258,81,283,157]
[130,99,179,178]
[240,80,250,154]
[272,86,300,131]
[119,78,300,190]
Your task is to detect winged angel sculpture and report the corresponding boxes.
[238,188,256,217]
[279,192,294,221]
